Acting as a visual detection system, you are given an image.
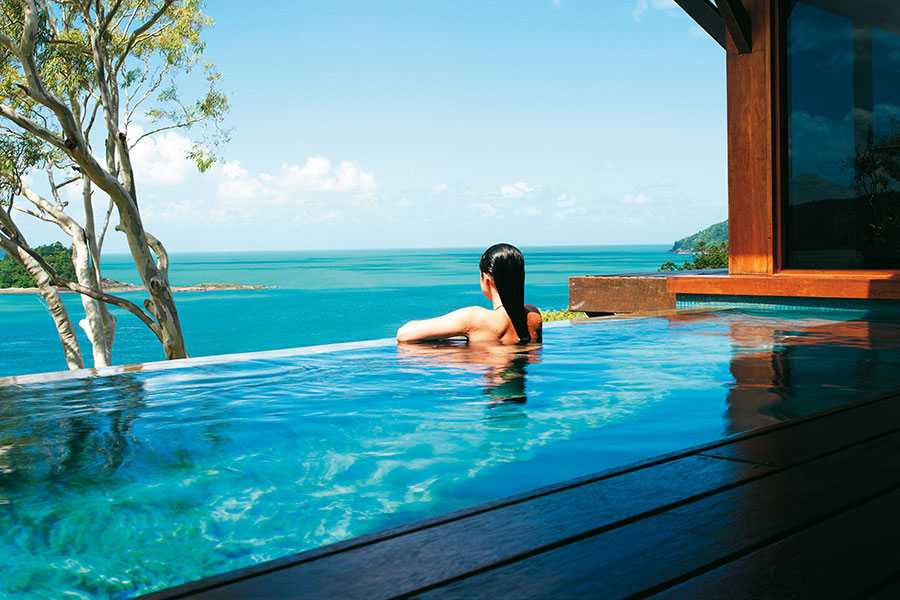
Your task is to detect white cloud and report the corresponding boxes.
[524,206,541,216]
[633,0,677,20]
[499,182,533,199]
[218,161,259,201]
[128,127,193,186]
[431,183,448,194]
[279,156,377,193]
[215,156,378,205]
[553,193,587,219]
[556,194,577,208]
[472,202,499,218]
[622,193,649,205]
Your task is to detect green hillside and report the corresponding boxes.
[0,242,76,288]
[669,220,728,253]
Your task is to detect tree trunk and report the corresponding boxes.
[72,229,114,367]
[20,181,117,367]
[78,176,116,366]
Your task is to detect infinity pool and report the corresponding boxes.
[2,309,900,599]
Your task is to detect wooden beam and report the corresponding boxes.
[569,275,676,314]
[666,273,900,299]
[718,0,752,53]
[674,0,726,49]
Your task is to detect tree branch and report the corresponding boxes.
[120,6,140,39]
[125,63,163,123]
[16,0,87,150]
[54,175,81,190]
[0,104,68,151]
[6,231,163,340]
[132,21,175,48]
[113,0,176,76]
[99,0,124,33]
[84,97,101,136]
[12,204,59,224]
[98,195,114,251]
[0,31,16,53]
[145,230,169,279]
[131,121,197,147]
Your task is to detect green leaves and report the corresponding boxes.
[540,309,588,322]
[0,130,42,202]
[659,240,729,272]
[0,241,76,287]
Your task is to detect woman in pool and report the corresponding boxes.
[396,243,542,344]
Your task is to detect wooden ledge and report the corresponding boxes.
[667,273,900,300]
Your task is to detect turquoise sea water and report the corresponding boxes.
[0,245,673,377]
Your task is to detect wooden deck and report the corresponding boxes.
[140,391,900,600]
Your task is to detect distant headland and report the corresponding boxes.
[668,220,728,254]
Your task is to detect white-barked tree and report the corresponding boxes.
[0,0,228,367]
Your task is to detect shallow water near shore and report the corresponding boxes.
[0,245,673,377]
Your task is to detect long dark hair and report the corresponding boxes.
[480,243,530,343]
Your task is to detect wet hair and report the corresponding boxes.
[480,243,530,343]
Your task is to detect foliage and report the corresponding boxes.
[659,240,729,271]
[840,118,900,267]
[540,308,587,322]
[0,241,76,287]
[0,0,230,169]
[669,220,728,253]
[844,118,900,198]
[0,131,42,202]
[0,0,232,361]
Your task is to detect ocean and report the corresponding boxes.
[0,245,673,377]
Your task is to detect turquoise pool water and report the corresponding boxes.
[2,309,900,599]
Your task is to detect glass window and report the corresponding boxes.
[786,1,900,269]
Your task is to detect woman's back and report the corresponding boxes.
[464,305,542,345]
[396,243,542,345]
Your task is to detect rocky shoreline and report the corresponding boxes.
[0,278,270,295]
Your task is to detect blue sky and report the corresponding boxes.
[25,0,727,252]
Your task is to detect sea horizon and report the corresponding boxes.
[2,245,676,378]
[94,242,674,259]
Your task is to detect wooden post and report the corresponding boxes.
[726,0,775,275]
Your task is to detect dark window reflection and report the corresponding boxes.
[786,1,900,268]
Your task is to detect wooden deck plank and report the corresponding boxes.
[142,456,770,600]
[699,393,900,467]
[646,487,900,599]
[412,430,900,599]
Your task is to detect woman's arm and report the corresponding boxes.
[396,306,482,342]
[525,305,543,343]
